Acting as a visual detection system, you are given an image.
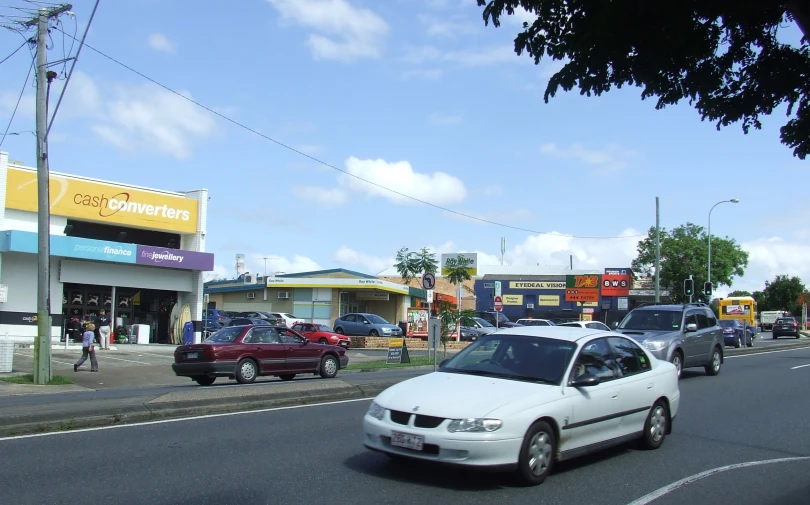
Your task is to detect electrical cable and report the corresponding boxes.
[0,51,35,149]
[53,27,646,240]
[0,37,27,66]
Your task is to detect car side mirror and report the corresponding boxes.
[439,358,450,368]
[611,321,619,329]
[570,373,601,387]
[685,323,698,332]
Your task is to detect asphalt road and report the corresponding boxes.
[1,346,809,504]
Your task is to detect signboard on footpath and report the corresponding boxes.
[386,338,411,364]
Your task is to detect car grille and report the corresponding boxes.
[389,410,446,428]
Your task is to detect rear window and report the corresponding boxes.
[205,327,242,343]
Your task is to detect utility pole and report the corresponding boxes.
[655,197,661,303]
[500,237,505,265]
[27,4,72,385]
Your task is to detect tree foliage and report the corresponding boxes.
[477,0,810,158]
[438,308,477,357]
[395,247,438,285]
[632,222,749,303]
[727,290,752,297]
[762,274,805,312]
[443,255,474,288]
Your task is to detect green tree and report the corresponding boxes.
[727,290,752,297]
[632,223,749,304]
[394,247,439,285]
[752,290,771,311]
[476,1,810,159]
[763,275,806,313]
[438,308,477,358]
[415,247,439,277]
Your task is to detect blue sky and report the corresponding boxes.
[0,0,807,296]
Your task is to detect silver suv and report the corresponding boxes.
[611,303,724,379]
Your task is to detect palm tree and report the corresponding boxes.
[394,247,417,284]
[438,308,477,358]
[443,255,474,341]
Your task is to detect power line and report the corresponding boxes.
[0,51,34,149]
[53,28,645,240]
[0,37,27,65]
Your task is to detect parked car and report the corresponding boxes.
[476,311,522,328]
[559,320,612,331]
[268,312,301,327]
[172,325,349,386]
[231,311,285,325]
[204,308,231,326]
[227,317,271,327]
[333,313,403,337]
[515,318,556,326]
[363,326,680,486]
[612,302,724,379]
[772,316,801,339]
[292,322,351,348]
[202,319,223,337]
[719,319,755,347]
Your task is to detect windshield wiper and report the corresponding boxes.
[508,375,557,384]
[446,369,556,384]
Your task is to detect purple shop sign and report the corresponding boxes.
[135,245,215,271]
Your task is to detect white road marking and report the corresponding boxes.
[0,397,373,441]
[790,363,810,370]
[13,352,74,366]
[98,356,152,365]
[725,346,810,359]
[626,457,810,505]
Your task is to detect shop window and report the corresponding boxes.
[294,288,312,302]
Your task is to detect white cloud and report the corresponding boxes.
[148,33,177,54]
[88,79,217,159]
[540,142,637,173]
[726,235,810,295]
[266,0,389,62]
[333,247,394,275]
[508,6,537,26]
[249,253,322,275]
[291,186,348,207]
[337,156,468,205]
[404,44,520,67]
[505,229,641,270]
[417,14,478,38]
[428,112,462,125]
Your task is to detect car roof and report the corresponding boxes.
[491,325,622,343]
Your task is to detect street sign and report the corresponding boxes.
[494,281,501,298]
[494,295,503,312]
[422,272,436,291]
[428,318,441,351]
[426,289,434,304]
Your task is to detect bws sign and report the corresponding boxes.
[6,167,198,233]
[601,274,630,296]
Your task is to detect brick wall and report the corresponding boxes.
[350,336,471,350]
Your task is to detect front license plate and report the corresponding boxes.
[186,352,198,359]
[391,431,424,451]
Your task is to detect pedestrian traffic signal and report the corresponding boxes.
[684,278,694,296]
[704,281,712,297]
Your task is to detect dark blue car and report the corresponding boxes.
[719,319,755,348]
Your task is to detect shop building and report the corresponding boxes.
[0,152,214,343]
[205,269,428,327]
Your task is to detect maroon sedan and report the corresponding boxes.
[172,325,349,386]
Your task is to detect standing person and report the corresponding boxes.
[67,317,82,343]
[74,323,98,372]
[95,309,112,350]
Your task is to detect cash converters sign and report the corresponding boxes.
[5,167,198,234]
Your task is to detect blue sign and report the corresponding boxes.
[1,230,137,264]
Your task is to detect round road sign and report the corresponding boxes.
[422,272,436,291]
[494,295,503,312]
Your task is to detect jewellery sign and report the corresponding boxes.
[565,275,600,303]
[135,245,215,271]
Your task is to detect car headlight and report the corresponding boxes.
[381,328,392,334]
[644,340,667,351]
[367,402,385,420]
[447,418,502,433]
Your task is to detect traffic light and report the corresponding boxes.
[684,278,694,297]
[704,281,712,297]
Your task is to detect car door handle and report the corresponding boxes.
[611,393,619,399]
[647,383,653,390]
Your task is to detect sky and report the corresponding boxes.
[0,0,808,298]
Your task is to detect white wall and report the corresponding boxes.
[181,188,208,342]
[59,259,194,292]
[3,209,67,235]
[0,252,64,339]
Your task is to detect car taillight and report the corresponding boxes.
[794,321,798,327]
[203,347,217,359]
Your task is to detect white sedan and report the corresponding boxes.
[363,326,680,486]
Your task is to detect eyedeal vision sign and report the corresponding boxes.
[136,245,214,271]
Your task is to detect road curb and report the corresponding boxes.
[0,381,398,438]
[725,341,810,357]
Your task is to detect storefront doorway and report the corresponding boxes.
[62,283,177,343]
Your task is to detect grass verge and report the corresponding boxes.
[0,374,74,385]
[345,355,442,371]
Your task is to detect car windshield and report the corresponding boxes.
[719,320,739,327]
[618,310,683,331]
[440,334,577,385]
[474,317,494,328]
[777,318,795,323]
[366,314,389,324]
[204,327,242,343]
[281,313,296,319]
[315,324,333,332]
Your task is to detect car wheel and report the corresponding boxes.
[638,400,669,450]
[705,346,722,376]
[319,354,339,379]
[516,421,555,486]
[235,358,258,384]
[369,329,379,337]
[279,374,296,381]
[670,351,683,379]
[318,338,328,344]
[734,336,741,348]
[334,327,344,335]
[193,376,216,386]
[773,333,777,339]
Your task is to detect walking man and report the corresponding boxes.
[95,310,112,350]
[74,323,98,372]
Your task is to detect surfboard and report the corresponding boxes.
[172,303,192,345]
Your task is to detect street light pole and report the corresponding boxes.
[707,198,740,293]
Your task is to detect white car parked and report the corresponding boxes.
[363,326,680,486]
